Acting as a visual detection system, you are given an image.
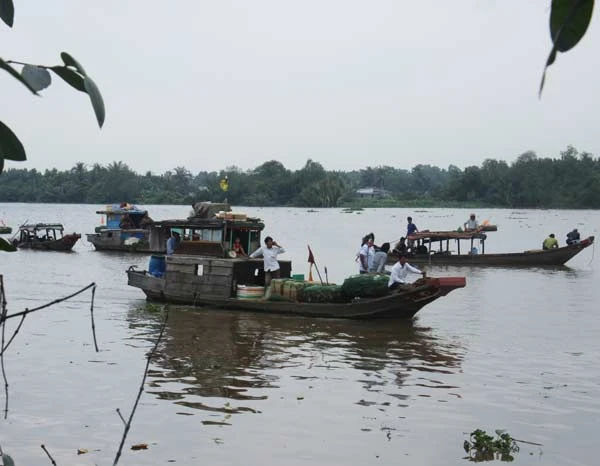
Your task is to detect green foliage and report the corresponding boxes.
[1,3,105,174]
[463,429,520,462]
[541,0,595,95]
[2,145,600,208]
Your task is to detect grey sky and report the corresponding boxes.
[1,1,599,175]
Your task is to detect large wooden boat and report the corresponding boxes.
[13,223,80,251]
[126,203,466,319]
[389,230,595,267]
[86,203,165,252]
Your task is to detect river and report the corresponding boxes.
[0,203,598,465]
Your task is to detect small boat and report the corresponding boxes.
[0,226,12,234]
[389,230,595,267]
[86,203,162,252]
[126,203,466,319]
[13,223,81,251]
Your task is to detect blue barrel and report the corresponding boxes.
[148,255,166,277]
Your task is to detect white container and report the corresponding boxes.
[236,285,264,299]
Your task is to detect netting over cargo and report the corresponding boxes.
[340,274,390,299]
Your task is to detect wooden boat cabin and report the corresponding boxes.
[147,202,292,292]
[87,203,160,252]
[13,223,81,251]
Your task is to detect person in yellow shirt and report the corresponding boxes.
[542,233,558,250]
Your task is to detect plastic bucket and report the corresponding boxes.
[292,274,304,281]
[236,285,264,299]
[148,255,166,277]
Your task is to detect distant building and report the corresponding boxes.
[356,187,391,198]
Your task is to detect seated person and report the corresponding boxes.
[388,255,425,290]
[566,228,580,245]
[140,213,154,228]
[464,214,479,231]
[393,237,407,254]
[232,237,247,257]
[542,233,558,250]
[119,214,134,229]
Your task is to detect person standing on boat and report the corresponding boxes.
[388,255,425,290]
[370,242,390,273]
[542,233,558,250]
[249,236,285,287]
[464,213,479,231]
[358,236,375,274]
[406,217,418,250]
[166,231,180,255]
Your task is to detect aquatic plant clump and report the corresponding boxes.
[463,429,520,462]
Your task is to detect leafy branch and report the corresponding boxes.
[0,0,105,174]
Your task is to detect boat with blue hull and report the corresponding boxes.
[86,203,166,252]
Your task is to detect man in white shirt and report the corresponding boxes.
[464,214,479,231]
[249,236,286,287]
[388,255,425,289]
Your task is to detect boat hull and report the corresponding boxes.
[16,233,81,251]
[127,269,465,319]
[87,229,164,253]
[388,236,594,267]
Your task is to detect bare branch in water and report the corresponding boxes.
[90,284,99,352]
[112,313,169,466]
[116,408,127,426]
[41,444,57,465]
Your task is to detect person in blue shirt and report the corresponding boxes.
[406,216,418,236]
[406,216,418,250]
[166,231,180,255]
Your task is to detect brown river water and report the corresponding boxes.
[0,203,599,465]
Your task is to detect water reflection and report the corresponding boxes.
[126,305,465,422]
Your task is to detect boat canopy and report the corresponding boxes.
[408,230,487,242]
[20,223,64,233]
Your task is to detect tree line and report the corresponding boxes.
[0,146,598,208]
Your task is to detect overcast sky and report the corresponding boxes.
[1,1,599,175]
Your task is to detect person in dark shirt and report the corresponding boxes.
[566,229,580,245]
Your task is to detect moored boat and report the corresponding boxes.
[86,203,163,252]
[389,230,594,267]
[126,203,466,319]
[12,223,81,251]
[0,226,12,234]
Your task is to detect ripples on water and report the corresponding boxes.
[1,204,600,465]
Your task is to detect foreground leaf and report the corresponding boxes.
[0,57,38,94]
[0,237,17,252]
[550,0,594,52]
[540,0,595,96]
[50,66,86,92]
[84,75,105,128]
[0,120,27,161]
[61,51,87,75]
[21,64,52,92]
[0,0,15,27]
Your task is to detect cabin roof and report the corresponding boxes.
[20,223,64,232]
[95,203,147,215]
[408,230,487,241]
[153,217,265,231]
